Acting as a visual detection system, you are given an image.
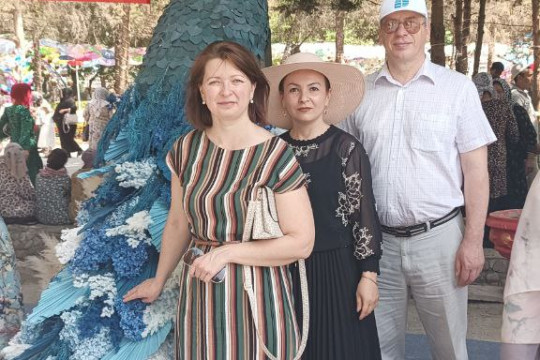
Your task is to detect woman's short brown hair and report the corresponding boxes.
[185,41,270,129]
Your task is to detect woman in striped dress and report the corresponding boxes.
[124,41,315,360]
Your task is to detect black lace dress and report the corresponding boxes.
[281,125,382,360]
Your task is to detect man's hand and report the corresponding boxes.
[455,237,484,287]
[458,146,489,287]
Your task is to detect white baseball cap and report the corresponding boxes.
[380,0,428,21]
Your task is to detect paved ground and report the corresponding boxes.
[406,299,502,358]
[407,299,502,342]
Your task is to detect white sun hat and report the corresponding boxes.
[379,0,428,21]
[262,52,365,129]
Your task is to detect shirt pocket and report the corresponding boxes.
[411,113,450,152]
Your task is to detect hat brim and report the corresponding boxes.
[262,61,365,129]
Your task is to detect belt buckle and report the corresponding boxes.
[425,221,431,231]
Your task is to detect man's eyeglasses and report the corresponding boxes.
[182,247,226,283]
[381,17,426,34]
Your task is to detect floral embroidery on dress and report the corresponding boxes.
[335,172,363,226]
[340,142,356,166]
[352,223,375,260]
[291,144,318,157]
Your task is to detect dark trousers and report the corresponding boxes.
[55,120,82,154]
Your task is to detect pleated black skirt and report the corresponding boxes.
[291,246,381,360]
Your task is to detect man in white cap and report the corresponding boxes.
[511,63,538,187]
[340,0,496,358]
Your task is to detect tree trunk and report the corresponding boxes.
[532,0,539,109]
[461,0,472,74]
[454,0,464,73]
[13,1,25,49]
[335,10,345,63]
[114,4,131,94]
[487,22,495,70]
[33,35,42,92]
[430,0,445,66]
[473,0,487,76]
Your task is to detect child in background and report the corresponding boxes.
[69,149,103,223]
[35,148,72,225]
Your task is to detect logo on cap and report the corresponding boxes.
[394,0,410,9]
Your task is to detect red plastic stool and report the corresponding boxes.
[486,209,522,259]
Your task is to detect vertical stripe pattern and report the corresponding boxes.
[168,130,305,360]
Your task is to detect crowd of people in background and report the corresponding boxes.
[473,63,540,247]
[0,84,113,226]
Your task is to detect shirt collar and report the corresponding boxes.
[373,57,436,87]
[512,86,529,96]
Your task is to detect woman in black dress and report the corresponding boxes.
[493,78,539,209]
[263,53,382,359]
[53,88,82,156]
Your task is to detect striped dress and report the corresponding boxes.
[167,130,306,360]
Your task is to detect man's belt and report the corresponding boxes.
[381,207,462,238]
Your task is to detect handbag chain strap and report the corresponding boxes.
[243,260,309,360]
[242,187,309,360]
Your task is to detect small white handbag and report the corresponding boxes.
[62,113,78,133]
[242,186,309,360]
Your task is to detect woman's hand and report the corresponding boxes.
[59,108,70,114]
[123,278,164,304]
[188,246,232,283]
[356,272,379,320]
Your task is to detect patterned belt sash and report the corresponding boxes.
[191,235,240,247]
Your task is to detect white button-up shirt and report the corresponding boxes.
[340,59,496,227]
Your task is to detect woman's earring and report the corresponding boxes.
[202,100,206,105]
[250,99,254,104]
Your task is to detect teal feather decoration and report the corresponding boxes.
[76,165,114,180]
[148,199,169,252]
[25,268,87,325]
[101,323,172,360]
[104,129,130,163]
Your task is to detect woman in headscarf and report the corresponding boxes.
[0,143,36,224]
[52,88,82,157]
[32,91,55,154]
[83,87,112,150]
[473,73,519,246]
[0,83,43,184]
[493,77,540,209]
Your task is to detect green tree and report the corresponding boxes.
[272,0,364,62]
